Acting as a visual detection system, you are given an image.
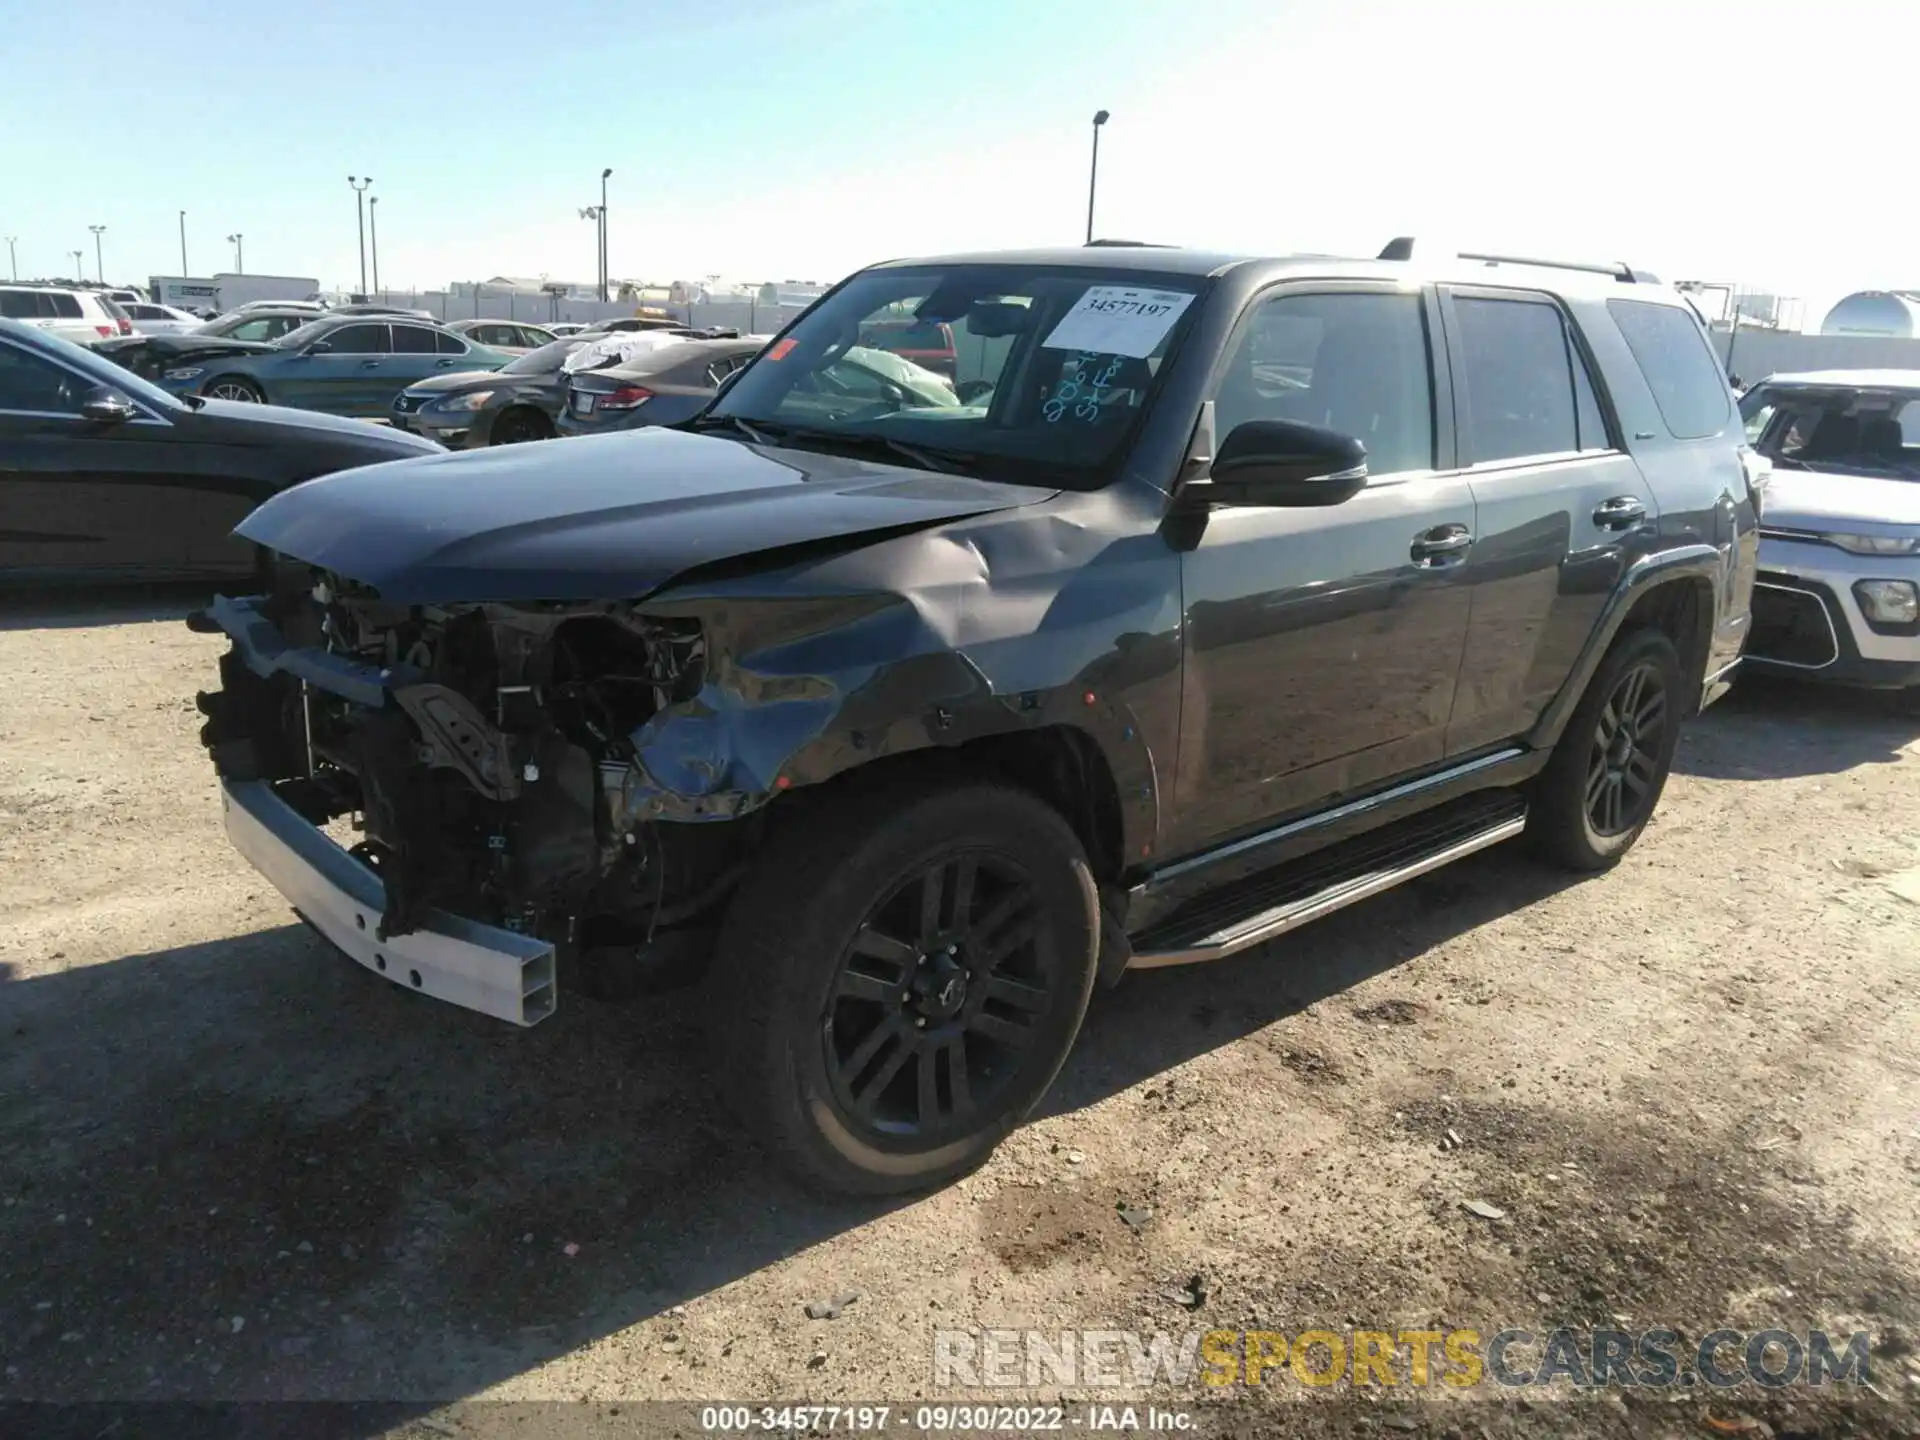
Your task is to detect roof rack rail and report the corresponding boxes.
[1084,239,1173,248]
[1377,238,1659,284]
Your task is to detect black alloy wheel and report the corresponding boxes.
[1530,625,1685,872]
[822,850,1054,1144]
[706,780,1100,1195]
[1584,659,1669,837]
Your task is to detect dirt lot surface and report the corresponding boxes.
[2,589,1918,1439]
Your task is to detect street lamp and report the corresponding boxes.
[600,167,612,303]
[579,205,605,300]
[69,249,83,279]
[88,224,107,283]
[1085,110,1110,245]
[227,233,244,273]
[347,175,373,296]
[4,237,16,283]
[179,210,188,274]
[369,196,381,296]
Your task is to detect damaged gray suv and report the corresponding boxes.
[192,240,1759,1194]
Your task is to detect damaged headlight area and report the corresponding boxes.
[194,560,774,990]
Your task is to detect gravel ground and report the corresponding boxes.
[1,588,1917,1439]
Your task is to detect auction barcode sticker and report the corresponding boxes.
[1041,285,1195,358]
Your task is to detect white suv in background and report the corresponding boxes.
[0,286,132,346]
[1739,370,1920,698]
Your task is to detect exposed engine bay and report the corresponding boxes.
[195,557,766,991]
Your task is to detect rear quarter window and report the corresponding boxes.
[0,291,36,319]
[1607,298,1731,440]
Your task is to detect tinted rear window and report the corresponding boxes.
[1607,299,1731,440]
[0,291,35,319]
[47,293,84,318]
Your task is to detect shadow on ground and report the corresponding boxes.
[0,581,226,634]
[1673,673,1919,781]
[0,842,1580,1424]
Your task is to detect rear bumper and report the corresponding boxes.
[221,776,557,1027]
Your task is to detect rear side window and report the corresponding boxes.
[0,291,35,319]
[1607,299,1731,439]
[433,330,467,354]
[47,293,84,318]
[1454,295,1601,462]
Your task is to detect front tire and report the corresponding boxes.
[707,780,1100,1195]
[1530,627,1685,871]
[203,375,264,403]
[490,407,550,445]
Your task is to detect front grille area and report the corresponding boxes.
[392,394,425,414]
[1747,583,1838,669]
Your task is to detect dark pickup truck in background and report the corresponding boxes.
[190,239,1760,1194]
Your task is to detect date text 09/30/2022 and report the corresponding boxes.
[699,1404,1195,1433]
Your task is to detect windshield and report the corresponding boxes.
[707,264,1207,486]
[1750,387,1920,479]
[503,337,585,374]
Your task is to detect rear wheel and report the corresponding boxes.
[490,407,550,445]
[203,376,264,403]
[1530,627,1684,871]
[707,780,1100,1195]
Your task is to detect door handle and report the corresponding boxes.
[1593,496,1647,530]
[358,360,382,369]
[436,358,457,367]
[1411,524,1474,567]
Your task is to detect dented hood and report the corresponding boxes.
[236,426,1055,603]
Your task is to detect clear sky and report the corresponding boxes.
[5,0,1912,325]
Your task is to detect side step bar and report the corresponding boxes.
[1128,792,1528,969]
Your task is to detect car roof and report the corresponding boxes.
[869,243,1685,300]
[607,337,763,373]
[1759,369,1920,392]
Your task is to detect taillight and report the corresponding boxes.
[94,325,114,338]
[117,316,132,335]
[600,385,654,411]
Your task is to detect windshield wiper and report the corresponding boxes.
[691,413,779,446]
[758,425,968,475]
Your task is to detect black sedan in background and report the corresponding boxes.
[556,338,767,437]
[0,319,439,581]
[389,336,587,447]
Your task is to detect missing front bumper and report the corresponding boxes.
[221,777,557,1027]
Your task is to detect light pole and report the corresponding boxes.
[369,196,381,296]
[179,210,188,273]
[347,175,373,296]
[70,249,83,279]
[600,167,612,303]
[1085,110,1110,244]
[579,205,604,300]
[227,233,244,273]
[4,237,15,282]
[88,224,107,283]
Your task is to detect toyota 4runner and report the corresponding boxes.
[190,240,1760,1194]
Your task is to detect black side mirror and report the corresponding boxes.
[302,340,333,356]
[79,386,137,425]
[1201,419,1368,507]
